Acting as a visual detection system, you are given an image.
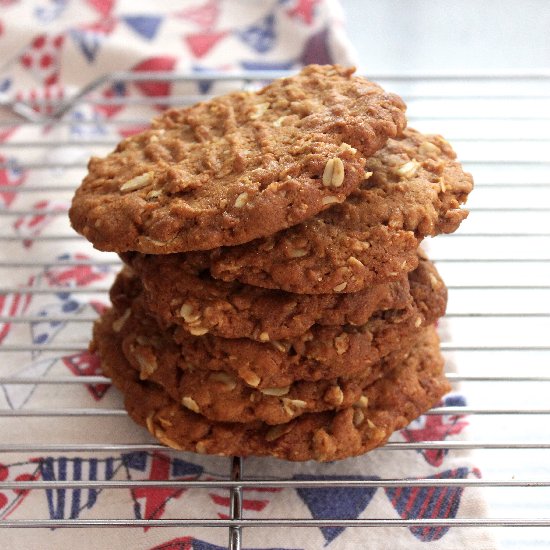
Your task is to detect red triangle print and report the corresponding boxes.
[89,301,108,316]
[401,396,469,466]
[0,128,16,143]
[117,125,149,138]
[287,0,320,25]
[62,351,110,400]
[19,34,65,87]
[86,0,115,17]
[178,0,220,29]
[184,30,228,59]
[126,453,204,532]
[132,56,177,98]
[0,461,41,520]
[0,290,32,345]
[81,16,117,35]
[208,479,280,519]
[98,85,125,118]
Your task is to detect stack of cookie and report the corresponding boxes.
[70,66,473,461]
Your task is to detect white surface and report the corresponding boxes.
[341,0,550,73]
[388,75,550,549]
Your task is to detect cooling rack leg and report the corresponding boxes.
[228,456,243,550]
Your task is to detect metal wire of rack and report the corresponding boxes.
[0,71,549,549]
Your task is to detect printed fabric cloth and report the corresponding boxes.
[0,1,497,549]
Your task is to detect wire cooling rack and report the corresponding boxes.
[0,71,549,549]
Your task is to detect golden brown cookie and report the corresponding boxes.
[103,304,416,425]
[70,65,407,254]
[92,322,449,461]
[95,307,415,426]
[183,128,472,293]
[108,256,446,389]
[120,253,445,341]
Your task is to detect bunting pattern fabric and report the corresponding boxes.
[0,1,495,548]
[0,0,358,103]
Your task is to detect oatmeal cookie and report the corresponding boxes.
[196,128,472,293]
[70,65,406,254]
[108,258,446,389]
[106,305,415,425]
[120,253,447,341]
[92,322,449,461]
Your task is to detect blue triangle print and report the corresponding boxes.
[122,452,147,471]
[294,474,380,545]
[192,65,216,95]
[31,298,82,345]
[39,456,119,520]
[445,394,467,407]
[171,458,203,478]
[70,29,102,63]
[34,0,67,24]
[0,78,11,93]
[123,16,163,41]
[237,13,276,53]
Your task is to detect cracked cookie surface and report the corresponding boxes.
[183,127,472,293]
[70,65,406,254]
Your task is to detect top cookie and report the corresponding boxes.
[201,128,473,293]
[69,65,407,253]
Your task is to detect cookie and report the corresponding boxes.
[92,322,449,461]
[121,253,446,341]
[107,297,415,425]
[108,257,446,389]
[70,65,407,254]
[101,306,415,425]
[181,128,471,293]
